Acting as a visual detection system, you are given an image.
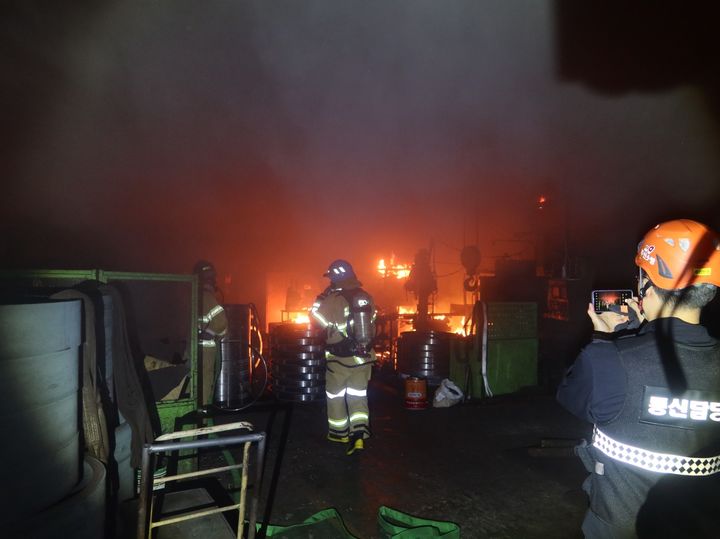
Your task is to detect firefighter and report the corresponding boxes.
[310,259,377,455]
[557,220,720,537]
[194,260,228,413]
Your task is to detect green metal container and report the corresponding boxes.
[485,302,538,395]
[449,302,538,399]
[485,338,538,395]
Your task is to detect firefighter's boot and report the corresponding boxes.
[346,433,364,455]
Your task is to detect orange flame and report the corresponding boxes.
[452,316,466,335]
[377,255,412,280]
[431,314,466,335]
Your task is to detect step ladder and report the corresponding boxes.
[137,421,266,539]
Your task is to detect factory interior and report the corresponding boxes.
[1,253,601,538]
[3,2,720,539]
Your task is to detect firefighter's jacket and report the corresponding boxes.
[310,279,376,365]
[558,318,720,535]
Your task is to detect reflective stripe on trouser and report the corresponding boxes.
[325,361,372,439]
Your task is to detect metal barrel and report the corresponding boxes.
[216,304,255,409]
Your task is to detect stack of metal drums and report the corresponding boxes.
[269,322,326,402]
[396,330,453,385]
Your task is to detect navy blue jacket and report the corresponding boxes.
[557,318,717,424]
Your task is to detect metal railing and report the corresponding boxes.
[137,421,265,539]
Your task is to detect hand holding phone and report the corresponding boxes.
[587,289,640,334]
[591,289,634,314]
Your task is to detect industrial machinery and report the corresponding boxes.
[404,248,438,330]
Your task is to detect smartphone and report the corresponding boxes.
[591,289,634,314]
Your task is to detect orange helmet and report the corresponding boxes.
[635,219,720,290]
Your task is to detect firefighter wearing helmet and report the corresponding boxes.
[557,219,720,537]
[193,260,228,413]
[310,259,377,455]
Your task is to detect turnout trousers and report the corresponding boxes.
[325,358,372,440]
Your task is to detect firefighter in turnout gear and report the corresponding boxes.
[311,259,377,455]
[557,220,720,538]
[194,260,228,413]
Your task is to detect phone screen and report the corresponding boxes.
[592,289,634,314]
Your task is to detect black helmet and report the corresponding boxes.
[193,260,216,285]
[323,259,356,283]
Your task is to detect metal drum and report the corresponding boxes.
[216,304,256,409]
[0,300,82,525]
[269,322,326,402]
[397,330,453,385]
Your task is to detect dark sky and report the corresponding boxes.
[2,1,720,305]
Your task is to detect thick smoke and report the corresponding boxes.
[2,1,719,307]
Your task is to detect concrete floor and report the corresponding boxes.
[211,371,592,539]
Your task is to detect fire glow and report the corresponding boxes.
[377,256,411,280]
[399,306,467,335]
[289,312,310,324]
[434,314,467,335]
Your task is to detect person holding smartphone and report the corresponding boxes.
[557,219,720,538]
